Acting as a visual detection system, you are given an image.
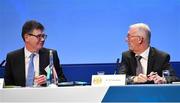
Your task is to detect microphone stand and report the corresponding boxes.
[114,58,120,75]
[0,60,5,67]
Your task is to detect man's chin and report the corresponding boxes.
[37,46,43,51]
[129,48,134,52]
[128,47,132,50]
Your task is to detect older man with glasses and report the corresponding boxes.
[4,20,66,87]
[119,23,178,84]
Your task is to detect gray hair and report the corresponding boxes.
[130,23,151,44]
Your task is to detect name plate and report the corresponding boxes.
[0,78,4,89]
[91,74,126,86]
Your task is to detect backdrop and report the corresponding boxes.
[0,0,180,64]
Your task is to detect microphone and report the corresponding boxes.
[0,60,6,67]
[114,58,120,75]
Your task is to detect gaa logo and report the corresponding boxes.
[93,77,102,85]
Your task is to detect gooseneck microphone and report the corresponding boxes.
[0,60,5,67]
[114,58,120,75]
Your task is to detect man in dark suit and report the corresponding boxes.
[119,23,178,84]
[4,20,66,87]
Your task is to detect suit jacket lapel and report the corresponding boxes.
[130,51,137,75]
[147,47,155,74]
[39,48,49,75]
[18,48,26,86]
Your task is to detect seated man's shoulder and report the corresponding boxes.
[40,48,57,53]
[7,48,24,57]
[122,50,135,57]
[151,47,169,57]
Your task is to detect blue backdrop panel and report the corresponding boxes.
[0,62,180,84]
[62,63,116,84]
[171,62,180,77]
[62,62,180,83]
[0,67,4,78]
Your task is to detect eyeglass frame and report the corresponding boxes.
[126,33,141,39]
[28,33,47,40]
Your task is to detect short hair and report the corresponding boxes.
[21,20,44,41]
[130,23,151,44]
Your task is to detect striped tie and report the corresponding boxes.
[136,55,143,75]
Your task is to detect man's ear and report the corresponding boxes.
[24,34,29,42]
[138,36,143,44]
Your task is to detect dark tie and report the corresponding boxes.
[136,55,143,75]
[26,53,35,87]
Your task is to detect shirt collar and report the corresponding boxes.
[24,47,38,58]
[136,47,150,60]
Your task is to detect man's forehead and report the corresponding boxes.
[31,29,43,34]
[128,27,138,34]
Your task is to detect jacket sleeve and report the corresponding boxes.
[118,52,135,84]
[53,50,67,82]
[4,53,14,86]
[161,54,179,83]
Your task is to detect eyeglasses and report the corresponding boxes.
[126,34,140,39]
[127,35,140,38]
[28,34,47,40]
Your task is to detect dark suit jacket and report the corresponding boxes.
[119,47,178,83]
[4,47,66,87]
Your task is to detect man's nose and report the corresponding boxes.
[125,37,129,42]
[40,37,45,41]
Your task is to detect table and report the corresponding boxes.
[0,86,108,102]
[1,84,180,102]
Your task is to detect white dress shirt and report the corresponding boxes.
[136,47,150,75]
[24,47,39,78]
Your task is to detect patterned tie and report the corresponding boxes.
[136,55,143,75]
[26,53,35,87]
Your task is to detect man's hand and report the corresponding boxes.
[148,72,166,84]
[34,75,47,86]
[133,73,148,83]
